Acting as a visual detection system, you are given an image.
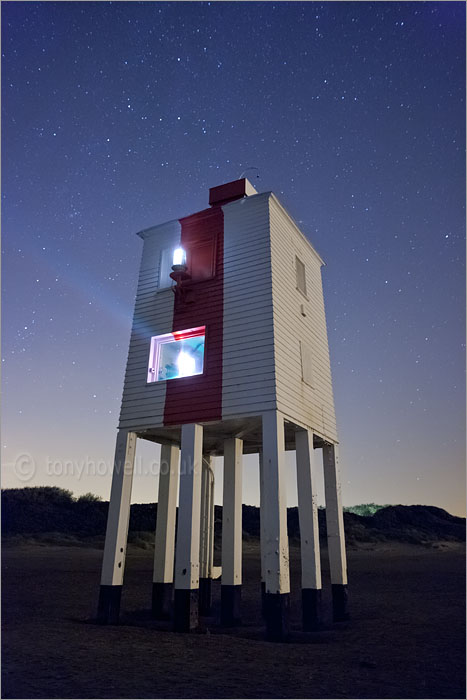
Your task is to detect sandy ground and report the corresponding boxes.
[2,539,465,699]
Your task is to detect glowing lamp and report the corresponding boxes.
[170,246,191,302]
[173,247,186,267]
[177,350,196,377]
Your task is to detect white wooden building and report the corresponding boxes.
[97,178,348,640]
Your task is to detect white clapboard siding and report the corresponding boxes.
[269,194,338,443]
[222,193,276,419]
[118,220,180,430]
[117,189,337,439]
[221,193,277,419]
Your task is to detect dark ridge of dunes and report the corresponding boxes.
[363,504,466,542]
[1,487,465,545]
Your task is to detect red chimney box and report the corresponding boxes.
[209,178,258,206]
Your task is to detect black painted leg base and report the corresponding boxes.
[152,581,173,620]
[332,584,349,621]
[221,585,241,626]
[302,588,322,632]
[174,589,199,632]
[199,578,212,616]
[264,592,290,642]
[97,585,122,625]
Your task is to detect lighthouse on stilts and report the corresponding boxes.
[97,178,348,641]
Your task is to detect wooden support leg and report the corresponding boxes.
[221,438,243,626]
[323,443,349,621]
[199,455,214,616]
[261,411,290,641]
[259,450,267,618]
[208,468,215,574]
[152,444,180,619]
[97,430,137,624]
[296,428,322,632]
[174,424,203,632]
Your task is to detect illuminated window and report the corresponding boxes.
[158,237,216,289]
[295,256,307,296]
[147,326,205,382]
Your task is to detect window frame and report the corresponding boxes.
[147,325,207,383]
[157,234,218,292]
[295,255,308,298]
[186,232,218,283]
[158,247,176,290]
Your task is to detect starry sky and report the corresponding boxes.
[2,1,465,516]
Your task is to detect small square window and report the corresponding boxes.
[295,256,307,296]
[188,239,216,281]
[147,326,206,382]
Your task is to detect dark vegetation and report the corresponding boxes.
[2,487,465,546]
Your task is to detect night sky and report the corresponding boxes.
[2,2,465,515]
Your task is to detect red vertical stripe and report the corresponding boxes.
[163,206,224,425]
